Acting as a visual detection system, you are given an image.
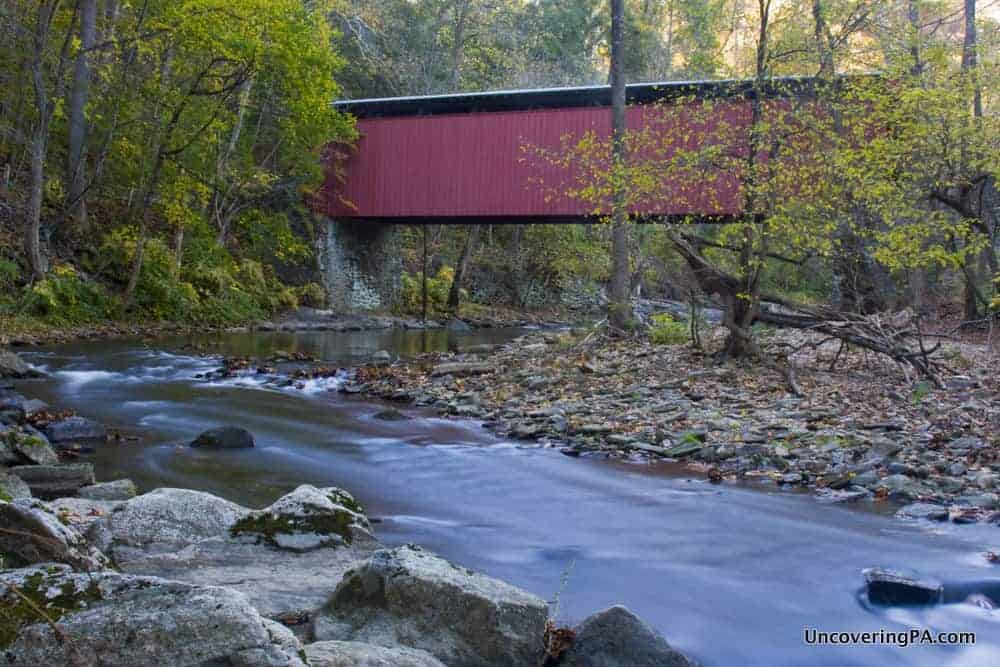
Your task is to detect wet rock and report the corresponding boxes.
[896,502,949,521]
[0,472,31,500]
[0,349,45,378]
[230,484,374,552]
[78,478,137,501]
[779,472,803,485]
[955,493,999,510]
[446,318,472,332]
[304,641,445,667]
[371,350,392,362]
[373,408,410,421]
[43,416,107,444]
[864,568,943,606]
[190,425,255,449]
[9,463,95,499]
[313,544,547,666]
[560,605,698,667]
[0,565,307,666]
[0,498,109,570]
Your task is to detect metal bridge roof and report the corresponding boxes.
[333,74,877,118]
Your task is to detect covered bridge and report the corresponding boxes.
[312,77,827,310]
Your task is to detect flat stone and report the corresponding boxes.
[78,479,137,501]
[9,463,96,499]
[430,362,492,377]
[864,568,943,606]
[44,416,107,444]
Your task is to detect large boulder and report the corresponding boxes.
[43,416,107,445]
[101,486,380,619]
[103,487,246,557]
[230,484,375,552]
[304,641,445,667]
[0,498,108,570]
[559,606,699,667]
[0,350,44,379]
[313,544,548,666]
[8,463,95,499]
[0,565,307,666]
[190,425,256,449]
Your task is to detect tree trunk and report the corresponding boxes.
[447,224,479,311]
[449,0,471,91]
[26,2,61,282]
[963,0,982,119]
[811,0,834,76]
[421,225,429,322]
[66,0,97,225]
[608,0,633,332]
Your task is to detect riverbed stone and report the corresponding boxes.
[190,425,256,449]
[0,349,44,378]
[864,568,943,606]
[313,544,547,667]
[373,408,410,421]
[4,428,58,466]
[77,478,137,500]
[560,605,698,667]
[8,463,95,499]
[0,472,31,501]
[304,641,445,667]
[230,484,375,552]
[43,416,107,444]
[896,502,949,521]
[0,498,108,570]
[0,565,307,666]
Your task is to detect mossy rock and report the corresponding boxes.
[229,485,372,552]
[0,567,103,650]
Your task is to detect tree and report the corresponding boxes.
[608,0,634,332]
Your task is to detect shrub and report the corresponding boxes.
[20,265,117,324]
[398,266,455,314]
[297,282,327,308]
[649,313,689,346]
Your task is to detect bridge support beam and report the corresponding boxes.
[318,219,401,311]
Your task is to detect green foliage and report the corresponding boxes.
[398,266,457,314]
[298,282,327,309]
[0,259,20,292]
[19,265,117,325]
[649,313,688,346]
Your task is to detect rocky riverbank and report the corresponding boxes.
[337,329,1000,526]
[1,348,699,666]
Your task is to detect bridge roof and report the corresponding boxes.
[333,74,874,119]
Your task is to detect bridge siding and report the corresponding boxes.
[315,102,746,222]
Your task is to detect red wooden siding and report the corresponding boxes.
[313,101,749,221]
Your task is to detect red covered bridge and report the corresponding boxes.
[312,77,842,310]
[314,77,831,225]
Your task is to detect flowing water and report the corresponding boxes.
[13,329,1000,667]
